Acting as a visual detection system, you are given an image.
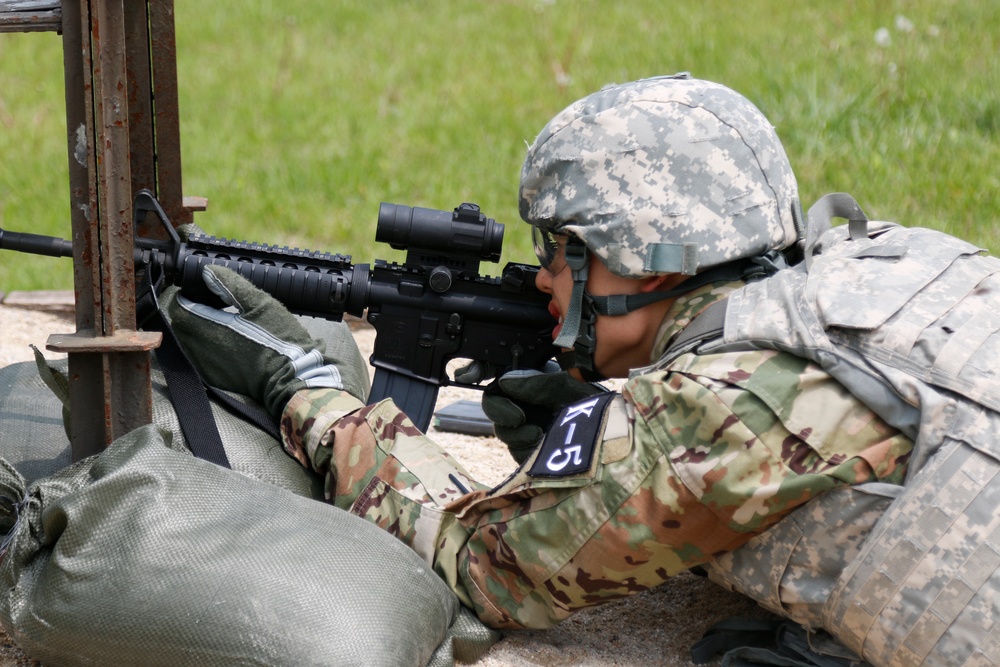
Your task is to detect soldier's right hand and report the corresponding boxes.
[482,364,606,464]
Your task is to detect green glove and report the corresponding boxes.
[482,365,606,465]
[167,265,370,417]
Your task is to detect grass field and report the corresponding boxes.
[1,0,998,290]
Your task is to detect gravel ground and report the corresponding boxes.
[0,299,772,667]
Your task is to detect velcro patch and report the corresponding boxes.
[528,393,615,478]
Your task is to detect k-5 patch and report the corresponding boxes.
[528,392,615,478]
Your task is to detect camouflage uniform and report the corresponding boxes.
[274,75,912,628]
[279,279,913,631]
[157,72,995,663]
[276,75,911,632]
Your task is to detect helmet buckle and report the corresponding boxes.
[565,240,588,271]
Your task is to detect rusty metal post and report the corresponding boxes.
[124,0,195,237]
[147,0,191,230]
[51,0,161,460]
[123,1,156,196]
[4,0,197,459]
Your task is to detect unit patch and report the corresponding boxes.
[528,393,615,478]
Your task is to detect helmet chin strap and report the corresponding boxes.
[551,241,589,349]
[550,242,605,381]
[554,291,605,381]
[552,251,787,381]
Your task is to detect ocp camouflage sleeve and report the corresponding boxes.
[280,343,912,630]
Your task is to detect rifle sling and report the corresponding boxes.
[137,272,283,469]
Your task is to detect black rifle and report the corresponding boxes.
[0,190,557,431]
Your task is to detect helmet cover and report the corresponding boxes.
[519,74,799,277]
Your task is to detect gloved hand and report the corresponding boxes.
[166,265,370,417]
[452,360,501,385]
[482,363,606,464]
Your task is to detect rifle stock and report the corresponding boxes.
[1,191,557,432]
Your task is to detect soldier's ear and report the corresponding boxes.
[642,273,687,294]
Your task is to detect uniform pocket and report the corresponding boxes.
[707,482,899,627]
[812,226,983,331]
[813,227,1000,412]
[467,395,639,590]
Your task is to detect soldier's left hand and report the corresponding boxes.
[166,265,369,417]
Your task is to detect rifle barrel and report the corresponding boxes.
[0,228,73,258]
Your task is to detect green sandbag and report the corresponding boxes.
[0,358,71,484]
[26,352,324,500]
[0,425,496,666]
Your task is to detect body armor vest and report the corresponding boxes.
[663,195,1000,666]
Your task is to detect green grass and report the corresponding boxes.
[1,0,998,290]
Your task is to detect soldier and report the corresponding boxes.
[170,75,995,665]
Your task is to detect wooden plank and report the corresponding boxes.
[2,290,75,311]
[183,196,209,212]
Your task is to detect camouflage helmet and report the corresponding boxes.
[519,74,800,278]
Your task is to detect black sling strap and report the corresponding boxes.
[136,268,282,469]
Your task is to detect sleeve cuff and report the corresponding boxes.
[282,388,365,465]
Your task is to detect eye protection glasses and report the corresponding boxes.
[533,227,584,276]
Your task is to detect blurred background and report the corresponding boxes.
[1,0,998,290]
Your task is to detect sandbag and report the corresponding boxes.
[0,347,500,665]
[0,425,497,666]
[5,313,352,496]
[0,356,71,484]
[29,350,324,499]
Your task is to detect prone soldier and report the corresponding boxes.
[168,74,1000,666]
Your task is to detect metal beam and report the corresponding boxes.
[5,0,195,459]
[0,0,60,32]
[50,0,161,460]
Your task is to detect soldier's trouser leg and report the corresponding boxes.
[293,395,750,630]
